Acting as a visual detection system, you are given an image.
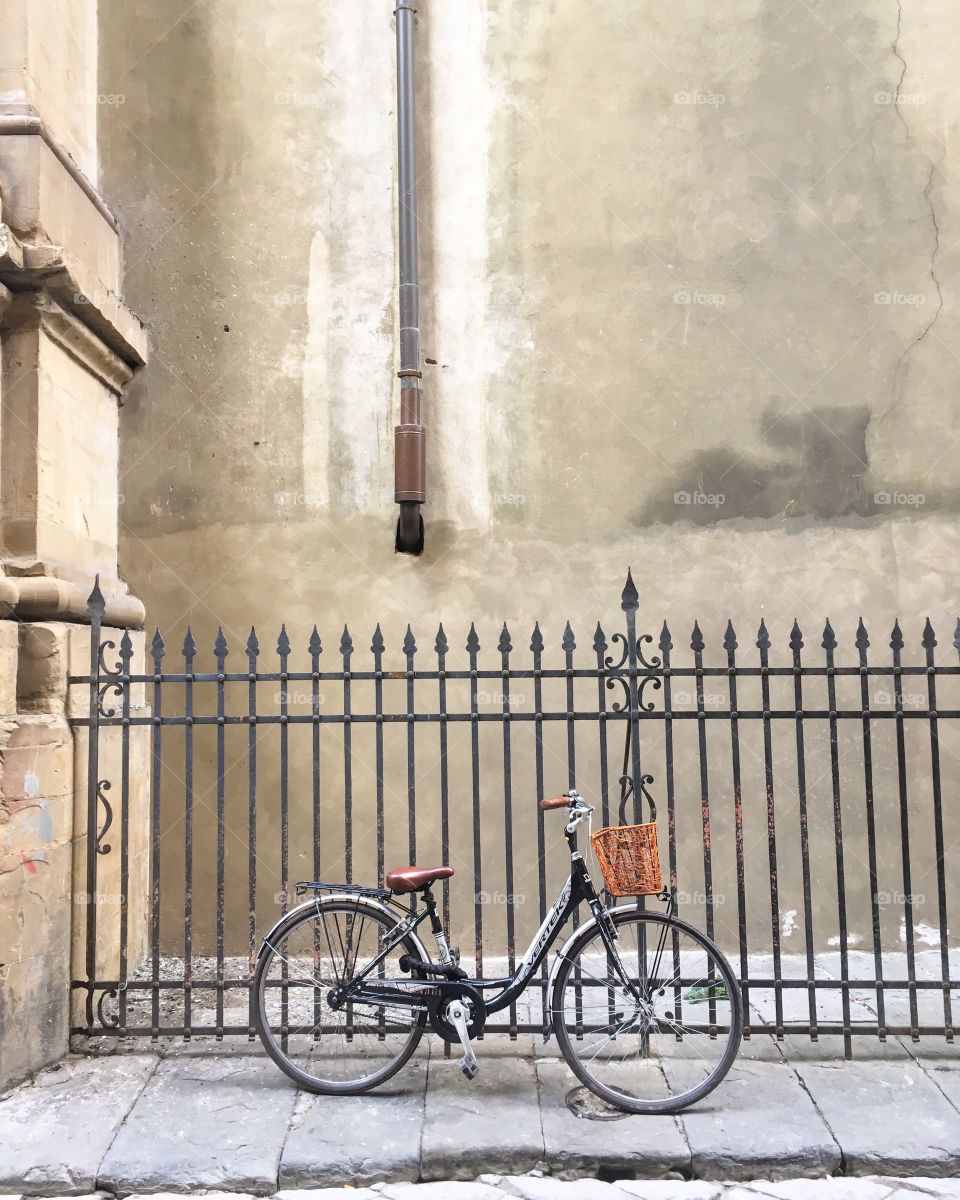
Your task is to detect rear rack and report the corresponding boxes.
[295,880,393,901]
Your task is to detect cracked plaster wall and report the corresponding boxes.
[99,0,960,615]
[95,1,960,954]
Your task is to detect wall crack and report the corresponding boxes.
[875,2,944,435]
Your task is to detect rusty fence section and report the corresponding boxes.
[69,573,959,1051]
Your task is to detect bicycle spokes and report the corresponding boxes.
[552,911,742,1112]
[256,902,426,1091]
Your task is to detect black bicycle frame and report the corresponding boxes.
[338,821,652,1017]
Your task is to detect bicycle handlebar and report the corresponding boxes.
[539,795,570,811]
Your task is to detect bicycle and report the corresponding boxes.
[254,790,743,1113]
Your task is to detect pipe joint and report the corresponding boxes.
[394,423,426,502]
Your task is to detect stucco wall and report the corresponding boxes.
[100,0,959,607]
[97,1,960,956]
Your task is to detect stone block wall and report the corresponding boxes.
[0,0,146,1086]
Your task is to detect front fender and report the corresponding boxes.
[542,903,638,1042]
[255,893,431,966]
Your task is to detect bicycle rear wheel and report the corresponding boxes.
[254,897,428,1093]
[552,908,742,1113]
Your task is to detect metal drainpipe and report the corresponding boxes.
[394,0,425,554]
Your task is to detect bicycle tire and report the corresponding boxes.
[254,896,428,1094]
[551,908,742,1114]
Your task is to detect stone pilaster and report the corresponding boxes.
[0,0,148,1086]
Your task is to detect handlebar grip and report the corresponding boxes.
[540,795,570,811]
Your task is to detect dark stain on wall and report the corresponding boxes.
[632,403,949,526]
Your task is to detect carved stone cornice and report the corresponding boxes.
[3,290,134,394]
[0,222,147,371]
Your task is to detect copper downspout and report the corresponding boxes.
[394,1,425,554]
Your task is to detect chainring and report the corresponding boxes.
[427,983,486,1040]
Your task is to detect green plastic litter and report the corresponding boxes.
[684,983,729,1004]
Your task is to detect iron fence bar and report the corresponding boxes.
[340,627,353,884]
[892,620,920,1038]
[823,621,851,1054]
[118,630,133,1034]
[594,624,611,832]
[84,973,958,993]
[620,574,647,1047]
[310,626,324,1041]
[71,705,960,727]
[65,1019,960,1039]
[924,620,953,1041]
[71,664,960,685]
[562,621,584,1039]
[372,626,385,889]
[531,623,547,1032]
[724,621,750,1036]
[468,624,483,976]
[563,622,578,796]
[856,619,886,1038]
[404,626,417,885]
[595,621,616,1034]
[691,623,715,952]
[790,622,817,1039]
[247,628,260,1038]
[83,582,105,1029]
[757,621,783,1038]
[182,627,196,1038]
[660,624,678,901]
[278,627,291,1050]
[215,628,227,1038]
[660,621,684,1040]
[499,624,517,1036]
[150,629,164,1037]
[436,626,451,934]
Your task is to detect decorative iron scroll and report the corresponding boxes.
[95,779,113,855]
[84,984,120,1031]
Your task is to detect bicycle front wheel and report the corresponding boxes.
[552,909,742,1113]
[254,897,428,1094]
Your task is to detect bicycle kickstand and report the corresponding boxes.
[446,999,479,1080]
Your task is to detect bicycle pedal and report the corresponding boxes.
[459,1056,479,1080]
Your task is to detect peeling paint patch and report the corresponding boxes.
[23,771,40,798]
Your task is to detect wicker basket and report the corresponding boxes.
[591,822,663,896]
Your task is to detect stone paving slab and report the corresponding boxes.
[278,1056,428,1188]
[919,1063,960,1110]
[792,1058,960,1176]
[0,1054,158,1195]
[534,1058,690,1178]
[4,1042,960,1194]
[668,1057,840,1179]
[97,1047,299,1194]
[420,1055,544,1181]
[774,1035,912,1062]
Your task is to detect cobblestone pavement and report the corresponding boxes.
[0,1033,958,1195]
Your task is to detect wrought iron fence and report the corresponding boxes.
[69,572,959,1052]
